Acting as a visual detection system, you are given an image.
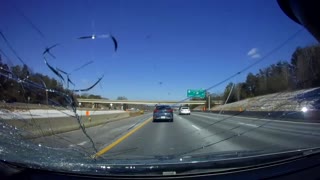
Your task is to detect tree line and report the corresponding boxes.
[0,58,130,109]
[75,93,104,99]
[222,44,320,104]
[0,60,66,105]
[0,58,107,106]
[2,44,319,106]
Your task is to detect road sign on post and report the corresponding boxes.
[187,89,206,98]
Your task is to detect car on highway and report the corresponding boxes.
[179,106,191,115]
[153,105,174,122]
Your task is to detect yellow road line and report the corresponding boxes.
[92,117,153,158]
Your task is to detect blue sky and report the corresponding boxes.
[0,0,317,100]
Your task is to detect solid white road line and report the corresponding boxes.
[193,112,320,125]
[238,122,258,127]
[192,113,220,120]
[192,124,201,130]
[77,141,88,146]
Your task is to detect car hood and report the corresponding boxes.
[2,140,319,176]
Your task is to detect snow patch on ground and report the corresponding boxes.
[0,109,125,119]
[212,87,320,111]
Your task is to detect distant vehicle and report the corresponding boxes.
[179,106,191,115]
[153,105,173,122]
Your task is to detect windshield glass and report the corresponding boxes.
[0,0,319,175]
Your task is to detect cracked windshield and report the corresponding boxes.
[0,0,320,175]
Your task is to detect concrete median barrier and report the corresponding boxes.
[0,112,130,138]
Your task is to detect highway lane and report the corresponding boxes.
[31,112,320,159]
[100,112,320,159]
[31,113,152,154]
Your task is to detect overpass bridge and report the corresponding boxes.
[77,99,218,105]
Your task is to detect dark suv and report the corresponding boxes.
[153,105,174,122]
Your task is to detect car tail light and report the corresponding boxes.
[167,109,173,113]
[154,109,159,113]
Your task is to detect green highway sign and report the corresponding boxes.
[187,89,206,98]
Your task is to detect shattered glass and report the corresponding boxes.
[0,0,320,176]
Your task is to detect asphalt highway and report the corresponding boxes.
[31,112,320,159]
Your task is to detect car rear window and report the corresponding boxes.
[156,106,171,110]
[182,107,189,109]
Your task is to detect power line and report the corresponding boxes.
[206,28,304,92]
[174,28,304,105]
[11,3,45,39]
[0,31,26,65]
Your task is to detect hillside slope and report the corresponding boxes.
[212,87,320,112]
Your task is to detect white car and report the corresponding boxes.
[179,107,191,115]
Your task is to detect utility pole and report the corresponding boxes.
[208,95,211,111]
[40,79,48,106]
[46,89,48,106]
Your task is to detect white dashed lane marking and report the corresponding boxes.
[77,141,88,146]
[191,125,201,130]
[238,122,258,127]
